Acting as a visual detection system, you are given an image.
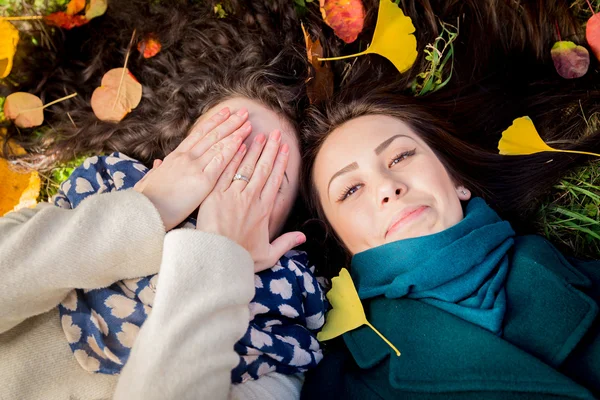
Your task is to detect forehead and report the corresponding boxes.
[316,115,420,167]
[199,96,297,145]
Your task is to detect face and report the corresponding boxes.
[313,115,471,255]
[195,97,301,239]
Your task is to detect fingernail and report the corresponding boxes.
[255,134,266,144]
[236,108,248,117]
[271,130,281,141]
[238,143,247,155]
[218,107,229,116]
[296,234,306,245]
[241,121,252,131]
[281,143,289,155]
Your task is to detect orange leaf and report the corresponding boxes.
[4,92,44,128]
[137,35,162,59]
[66,0,86,16]
[302,24,334,104]
[91,68,142,122]
[320,0,365,44]
[0,152,40,216]
[44,12,89,29]
[0,20,20,79]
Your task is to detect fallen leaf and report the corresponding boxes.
[91,68,142,122]
[320,0,365,44]
[499,116,600,157]
[4,92,44,128]
[551,41,590,79]
[317,268,401,356]
[44,12,89,29]
[586,13,600,62]
[302,24,334,103]
[66,0,86,16]
[319,0,418,74]
[0,159,40,216]
[0,20,20,79]
[137,34,161,59]
[85,0,108,21]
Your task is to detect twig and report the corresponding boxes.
[113,29,137,111]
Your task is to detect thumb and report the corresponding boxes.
[259,231,306,272]
[134,159,162,192]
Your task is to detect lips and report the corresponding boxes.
[385,205,428,238]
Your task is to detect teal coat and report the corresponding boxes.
[302,236,600,399]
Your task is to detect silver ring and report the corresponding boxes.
[232,173,250,183]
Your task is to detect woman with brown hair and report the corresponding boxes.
[298,0,600,398]
[0,0,325,398]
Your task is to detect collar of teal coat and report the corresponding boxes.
[343,235,598,397]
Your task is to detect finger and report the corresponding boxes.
[189,108,249,159]
[153,159,162,168]
[198,120,252,170]
[202,132,247,184]
[176,107,230,153]
[230,133,267,191]
[260,143,289,206]
[213,143,247,191]
[244,130,281,195]
[257,231,306,272]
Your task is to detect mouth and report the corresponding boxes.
[385,205,429,238]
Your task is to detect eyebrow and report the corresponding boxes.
[326,135,413,198]
[327,162,359,196]
[374,134,411,155]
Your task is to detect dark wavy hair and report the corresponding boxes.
[300,0,600,278]
[1,0,309,167]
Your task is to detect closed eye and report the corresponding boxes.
[389,148,416,167]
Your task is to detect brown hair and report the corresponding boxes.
[2,0,309,167]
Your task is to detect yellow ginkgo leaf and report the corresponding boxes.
[318,268,401,356]
[499,116,600,158]
[318,0,417,74]
[0,20,20,79]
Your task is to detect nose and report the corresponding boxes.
[378,178,406,206]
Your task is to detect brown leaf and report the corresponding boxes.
[4,92,44,128]
[302,24,334,104]
[91,68,142,122]
[66,0,86,16]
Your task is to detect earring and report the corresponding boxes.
[461,189,467,195]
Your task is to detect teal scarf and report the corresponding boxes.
[351,198,515,335]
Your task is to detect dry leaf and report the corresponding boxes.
[320,0,365,44]
[0,20,20,79]
[66,0,86,16]
[551,41,590,79]
[85,0,108,21]
[319,0,418,74]
[302,24,334,104]
[0,159,40,216]
[44,12,89,29]
[318,268,401,356]
[499,116,600,158]
[137,34,161,59]
[91,68,142,122]
[4,92,44,128]
[586,13,600,62]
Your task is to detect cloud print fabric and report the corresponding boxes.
[53,152,326,383]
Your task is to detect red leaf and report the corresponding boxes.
[586,13,600,62]
[137,35,162,59]
[551,41,590,79]
[320,0,365,44]
[44,12,89,29]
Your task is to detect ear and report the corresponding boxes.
[456,186,472,201]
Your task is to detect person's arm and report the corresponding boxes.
[114,230,253,399]
[0,190,165,334]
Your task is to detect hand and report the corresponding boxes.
[196,129,306,272]
[134,107,252,231]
